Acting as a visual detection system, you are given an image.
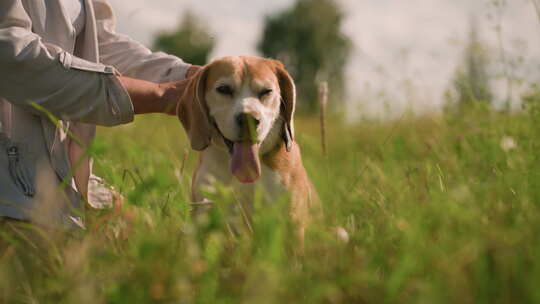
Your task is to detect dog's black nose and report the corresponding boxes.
[236,113,260,129]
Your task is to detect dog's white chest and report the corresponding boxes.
[252,164,286,201]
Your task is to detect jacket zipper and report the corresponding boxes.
[7,146,35,197]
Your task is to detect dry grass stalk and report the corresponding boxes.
[318,82,329,156]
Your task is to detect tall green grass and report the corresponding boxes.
[1,102,540,303]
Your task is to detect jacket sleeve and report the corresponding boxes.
[93,0,191,83]
[0,0,134,126]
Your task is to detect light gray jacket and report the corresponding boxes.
[0,0,189,226]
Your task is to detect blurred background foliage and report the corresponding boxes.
[151,0,504,117]
[445,20,493,114]
[258,0,352,113]
[153,11,214,66]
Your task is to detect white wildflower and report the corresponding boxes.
[500,136,517,152]
[334,226,350,243]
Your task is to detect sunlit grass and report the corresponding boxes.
[1,104,540,303]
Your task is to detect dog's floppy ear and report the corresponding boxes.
[178,66,212,151]
[270,60,296,152]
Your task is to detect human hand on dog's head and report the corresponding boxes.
[158,65,203,116]
[116,65,203,116]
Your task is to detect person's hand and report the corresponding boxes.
[159,65,203,115]
[117,65,203,115]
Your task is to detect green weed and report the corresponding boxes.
[1,107,539,303]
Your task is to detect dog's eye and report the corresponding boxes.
[216,85,234,96]
[259,88,273,98]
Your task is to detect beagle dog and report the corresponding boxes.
[178,56,318,241]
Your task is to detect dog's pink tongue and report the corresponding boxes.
[231,141,261,184]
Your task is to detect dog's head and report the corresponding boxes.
[178,56,296,184]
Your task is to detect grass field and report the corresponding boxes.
[1,102,540,303]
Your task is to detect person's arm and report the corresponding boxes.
[93,0,193,83]
[0,0,134,126]
[117,65,200,116]
[92,0,204,116]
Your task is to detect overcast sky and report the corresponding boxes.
[109,0,540,118]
